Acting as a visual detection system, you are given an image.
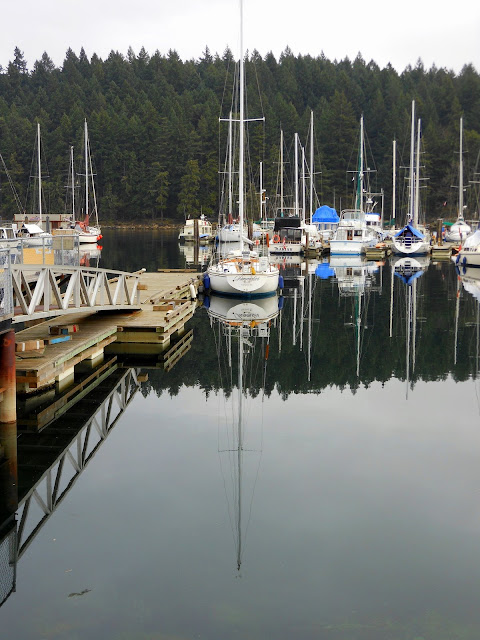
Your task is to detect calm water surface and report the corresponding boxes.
[2,229,480,639]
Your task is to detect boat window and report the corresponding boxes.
[347,230,353,241]
[354,230,362,237]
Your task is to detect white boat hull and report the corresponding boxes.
[268,242,302,255]
[329,239,374,255]
[455,249,480,268]
[207,264,279,297]
[78,232,99,244]
[391,238,430,255]
[445,224,471,243]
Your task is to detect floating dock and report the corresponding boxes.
[14,270,201,401]
[431,244,454,260]
[365,244,392,260]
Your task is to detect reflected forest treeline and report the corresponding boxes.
[139,262,480,400]
[0,46,480,223]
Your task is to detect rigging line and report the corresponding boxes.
[213,319,231,454]
[241,448,263,566]
[0,152,24,214]
[219,55,234,117]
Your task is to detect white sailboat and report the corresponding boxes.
[446,117,471,243]
[391,101,431,255]
[216,111,260,245]
[75,119,102,244]
[19,123,53,246]
[330,115,380,255]
[207,1,279,298]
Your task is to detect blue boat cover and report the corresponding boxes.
[312,205,339,224]
[315,262,335,279]
[394,223,424,240]
[394,269,424,286]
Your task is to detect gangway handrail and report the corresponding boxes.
[10,264,142,323]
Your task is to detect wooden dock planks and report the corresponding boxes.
[13,270,200,392]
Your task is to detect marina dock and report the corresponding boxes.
[13,269,201,400]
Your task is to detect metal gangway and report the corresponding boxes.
[16,366,140,560]
[1,241,143,323]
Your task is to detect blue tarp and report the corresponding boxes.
[394,223,424,240]
[315,262,335,279]
[394,269,424,286]
[312,205,339,224]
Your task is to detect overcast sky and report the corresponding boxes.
[1,0,479,75]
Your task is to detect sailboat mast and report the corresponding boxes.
[229,111,233,222]
[454,278,460,365]
[389,264,394,338]
[84,119,89,221]
[308,273,312,381]
[406,285,412,398]
[70,146,75,223]
[280,129,284,215]
[392,139,396,226]
[359,115,364,214]
[409,101,416,222]
[310,110,314,223]
[239,0,245,253]
[414,119,421,227]
[356,293,361,377]
[37,122,42,224]
[259,161,263,221]
[237,331,244,572]
[355,116,364,212]
[294,133,299,217]
[459,117,464,219]
[301,145,306,225]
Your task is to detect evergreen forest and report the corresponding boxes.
[0,45,479,225]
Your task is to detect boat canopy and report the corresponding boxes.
[463,228,480,249]
[315,262,335,279]
[22,223,44,234]
[394,223,424,240]
[312,206,339,224]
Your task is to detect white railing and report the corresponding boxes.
[11,265,141,322]
[0,249,13,320]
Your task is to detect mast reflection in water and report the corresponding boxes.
[207,294,281,574]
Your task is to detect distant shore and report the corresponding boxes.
[101,220,180,230]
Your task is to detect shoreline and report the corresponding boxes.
[101,221,180,230]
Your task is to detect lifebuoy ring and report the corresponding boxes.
[273,234,281,243]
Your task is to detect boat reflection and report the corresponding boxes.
[178,242,213,268]
[330,255,382,376]
[390,255,430,396]
[207,294,280,573]
[79,244,102,268]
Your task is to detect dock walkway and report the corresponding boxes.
[14,270,201,394]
